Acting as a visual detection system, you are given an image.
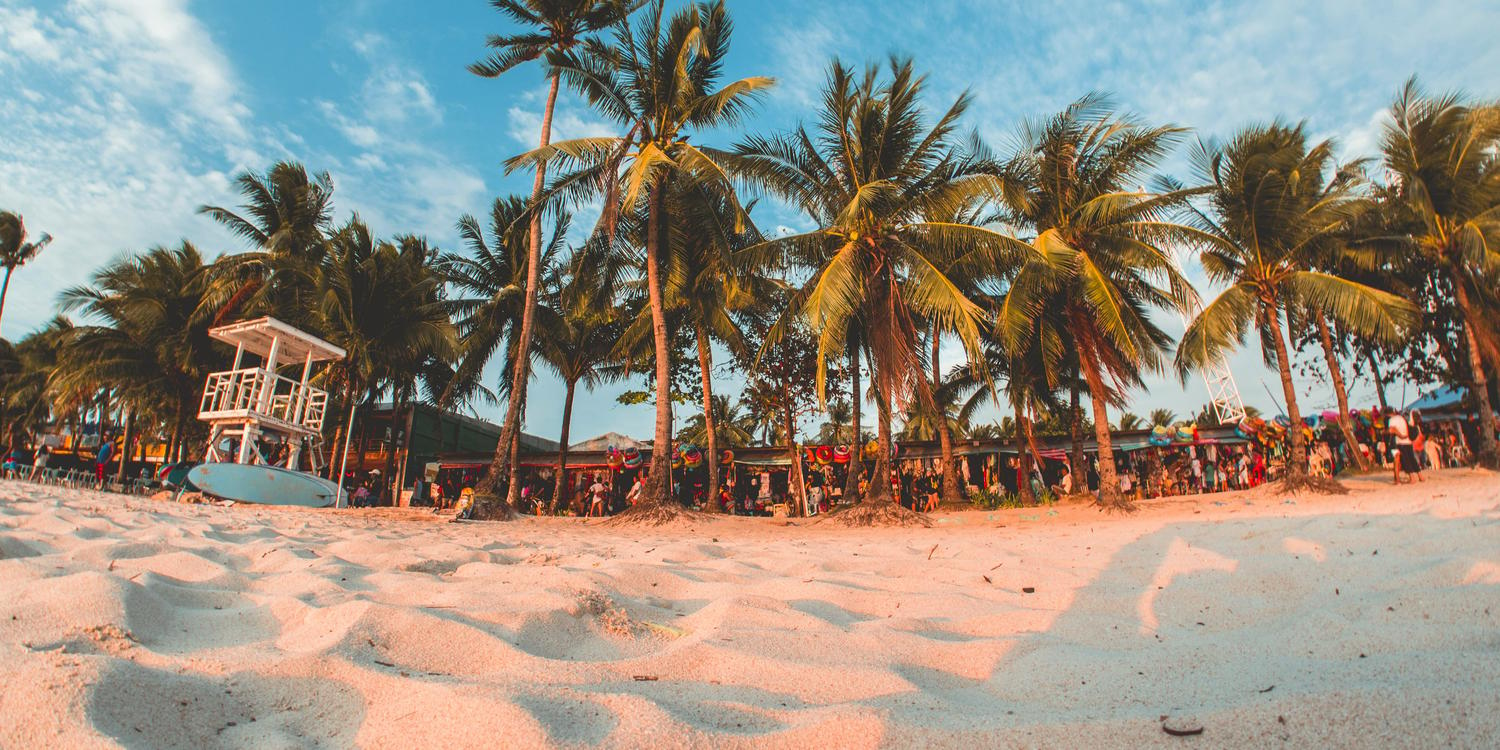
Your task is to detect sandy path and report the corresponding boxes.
[1,470,1498,748]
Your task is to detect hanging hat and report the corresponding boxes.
[832,444,852,463]
[720,449,734,467]
[621,446,642,468]
[682,446,703,468]
[815,445,834,465]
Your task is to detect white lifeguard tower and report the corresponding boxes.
[198,317,346,470]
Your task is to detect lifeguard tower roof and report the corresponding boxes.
[208,317,345,363]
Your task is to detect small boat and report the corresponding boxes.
[187,463,342,507]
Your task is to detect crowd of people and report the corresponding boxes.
[2,405,1488,514]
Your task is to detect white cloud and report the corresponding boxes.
[0,0,257,338]
[505,103,616,148]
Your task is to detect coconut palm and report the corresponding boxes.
[1148,408,1177,428]
[506,0,772,512]
[471,0,643,510]
[320,219,458,493]
[1377,79,1500,467]
[0,318,71,447]
[1176,122,1417,487]
[197,162,336,329]
[991,94,1200,508]
[1116,412,1144,431]
[730,58,1033,521]
[440,197,568,409]
[680,394,756,448]
[624,183,768,510]
[535,260,627,510]
[0,210,52,336]
[56,242,224,462]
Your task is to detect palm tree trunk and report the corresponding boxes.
[0,266,12,333]
[1014,399,1034,504]
[843,344,863,503]
[1365,350,1388,412]
[931,325,961,505]
[1068,378,1086,493]
[870,387,895,505]
[115,408,132,483]
[553,380,576,514]
[490,73,562,510]
[1453,275,1500,372]
[1263,300,1309,482]
[1463,322,1500,468]
[694,321,722,512]
[1079,354,1122,506]
[1314,311,1369,471]
[643,181,674,507]
[782,384,806,514]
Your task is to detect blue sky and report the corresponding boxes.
[2,0,1497,442]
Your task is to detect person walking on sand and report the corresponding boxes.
[1386,407,1422,484]
[28,443,49,482]
[94,435,114,490]
[587,474,609,517]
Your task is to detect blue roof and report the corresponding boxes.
[1406,385,1465,412]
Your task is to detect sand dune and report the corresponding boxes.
[2,471,1498,748]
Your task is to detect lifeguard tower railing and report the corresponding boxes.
[199,367,329,432]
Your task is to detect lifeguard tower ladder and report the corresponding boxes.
[198,317,346,470]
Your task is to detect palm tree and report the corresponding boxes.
[1116,412,1144,431]
[1377,79,1500,467]
[991,95,1199,508]
[1148,408,1177,428]
[0,318,71,447]
[813,398,854,444]
[0,210,52,336]
[730,58,1032,521]
[56,243,224,465]
[535,260,627,511]
[320,218,458,495]
[471,0,642,510]
[1176,122,1417,488]
[655,184,766,510]
[507,0,772,512]
[680,394,755,447]
[197,162,336,329]
[441,197,567,406]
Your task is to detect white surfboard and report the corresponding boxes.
[187,463,342,508]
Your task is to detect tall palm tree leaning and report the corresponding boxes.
[1175,122,1418,490]
[991,95,1199,509]
[1377,79,1500,467]
[469,0,643,511]
[507,0,772,517]
[0,210,52,337]
[729,58,1035,525]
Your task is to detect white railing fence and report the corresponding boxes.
[199,367,328,431]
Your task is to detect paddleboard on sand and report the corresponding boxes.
[187,463,341,507]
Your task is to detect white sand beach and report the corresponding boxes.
[2,471,1498,749]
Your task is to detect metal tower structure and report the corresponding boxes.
[1171,253,1248,426]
